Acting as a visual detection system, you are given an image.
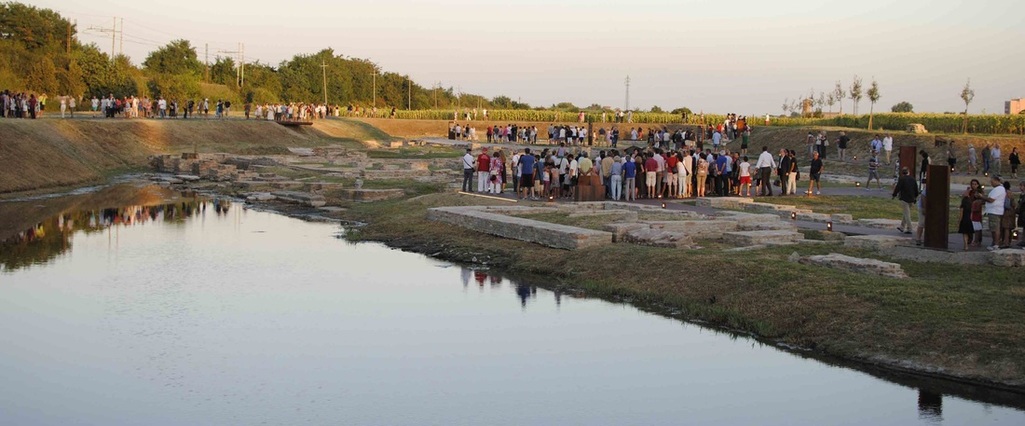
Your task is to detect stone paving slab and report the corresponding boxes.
[797,253,909,279]
[723,230,804,246]
[427,206,612,250]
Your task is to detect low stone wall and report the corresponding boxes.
[427,206,613,250]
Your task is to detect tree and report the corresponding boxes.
[649,105,664,113]
[960,78,975,134]
[833,81,846,115]
[891,101,914,113]
[866,79,880,129]
[143,39,203,76]
[826,92,837,114]
[781,98,790,115]
[849,75,863,115]
[670,107,692,116]
[209,56,237,86]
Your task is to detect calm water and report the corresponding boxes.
[1,185,1023,425]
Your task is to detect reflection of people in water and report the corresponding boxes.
[515,282,536,308]
[1,196,210,272]
[918,389,942,421]
[460,267,471,288]
[473,271,487,286]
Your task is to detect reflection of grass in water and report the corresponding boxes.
[343,192,1025,383]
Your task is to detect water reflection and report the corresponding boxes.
[919,390,944,423]
[0,189,223,272]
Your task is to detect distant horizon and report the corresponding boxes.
[31,0,1025,115]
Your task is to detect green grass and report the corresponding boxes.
[340,192,1025,385]
[367,147,463,159]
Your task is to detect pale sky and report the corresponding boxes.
[36,0,1025,114]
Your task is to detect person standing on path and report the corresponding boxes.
[991,144,1002,177]
[867,151,883,189]
[778,149,793,196]
[518,148,537,200]
[461,148,475,192]
[756,146,775,196]
[476,148,491,193]
[623,152,637,201]
[807,151,823,195]
[892,167,919,234]
[981,175,1006,250]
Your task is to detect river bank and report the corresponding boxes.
[333,191,1025,393]
[3,117,1024,394]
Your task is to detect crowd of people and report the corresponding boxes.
[0,90,349,122]
[460,143,820,202]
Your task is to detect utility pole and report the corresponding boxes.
[217,46,241,87]
[239,42,245,88]
[321,61,328,104]
[204,43,209,82]
[119,17,123,55]
[87,17,121,61]
[372,70,376,106]
[407,75,411,110]
[66,20,71,56]
[434,81,440,109]
[624,75,631,112]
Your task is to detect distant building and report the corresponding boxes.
[1006,98,1024,115]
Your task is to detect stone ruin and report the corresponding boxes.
[428,201,807,251]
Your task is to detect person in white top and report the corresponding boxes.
[59,96,67,118]
[982,175,1006,250]
[680,151,693,198]
[882,134,894,164]
[461,148,475,192]
[755,146,775,196]
[738,156,752,197]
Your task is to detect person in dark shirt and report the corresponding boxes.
[892,167,919,233]
[807,151,824,195]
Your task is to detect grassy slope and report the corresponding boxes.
[0,119,317,194]
[344,193,1025,388]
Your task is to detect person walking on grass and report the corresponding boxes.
[866,151,883,189]
[892,167,919,235]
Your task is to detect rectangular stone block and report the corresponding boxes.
[991,249,1025,267]
[844,235,909,250]
[723,230,804,246]
[427,206,613,250]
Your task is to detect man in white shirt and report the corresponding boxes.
[755,146,775,196]
[983,176,1006,250]
[991,144,1002,176]
[882,134,894,164]
[461,148,475,192]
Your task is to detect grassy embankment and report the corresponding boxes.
[341,192,1025,390]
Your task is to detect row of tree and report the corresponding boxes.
[781,76,981,132]
[0,2,538,110]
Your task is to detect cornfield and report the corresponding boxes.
[393,109,682,124]
[390,110,1025,135]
